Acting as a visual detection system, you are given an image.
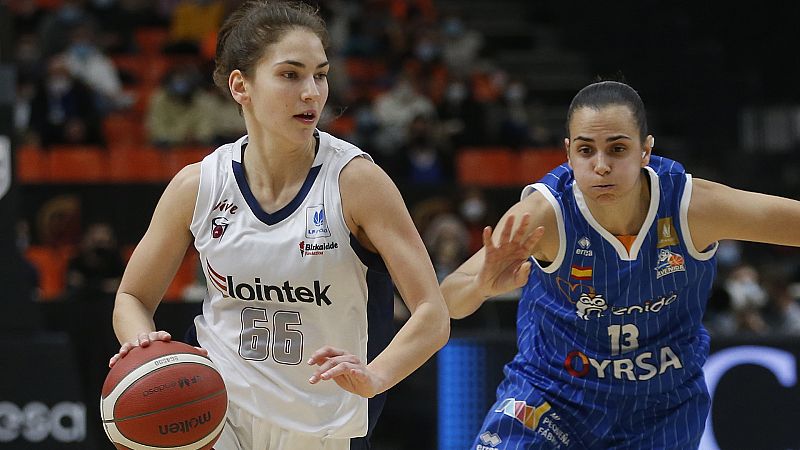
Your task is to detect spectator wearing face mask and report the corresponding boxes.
[459,187,496,254]
[440,14,484,73]
[145,64,217,148]
[63,23,134,113]
[725,263,769,334]
[29,55,105,147]
[38,0,96,57]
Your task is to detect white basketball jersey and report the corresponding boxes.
[189,131,392,438]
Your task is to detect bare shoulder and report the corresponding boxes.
[518,188,556,219]
[155,162,202,228]
[170,162,202,194]
[687,177,736,221]
[339,155,390,189]
[339,156,399,206]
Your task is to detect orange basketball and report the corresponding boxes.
[100,340,227,450]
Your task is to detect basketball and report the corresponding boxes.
[100,340,227,450]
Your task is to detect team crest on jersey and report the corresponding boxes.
[575,236,593,256]
[211,217,230,240]
[211,217,231,241]
[657,217,679,248]
[654,248,686,279]
[305,205,331,238]
[576,292,607,320]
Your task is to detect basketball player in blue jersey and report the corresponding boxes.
[442,80,800,449]
[108,1,449,449]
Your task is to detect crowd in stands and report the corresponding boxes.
[8,0,800,338]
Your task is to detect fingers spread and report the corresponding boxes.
[308,354,362,383]
[307,346,346,365]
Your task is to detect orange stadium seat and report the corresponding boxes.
[324,114,356,137]
[16,145,49,183]
[113,54,173,87]
[517,147,568,184]
[164,248,200,301]
[456,147,517,187]
[47,145,109,183]
[165,146,213,178]
[135,27,170,55]
[126,85,156,116]
[103,113,147,148]
[26,245,71,301]
[109,146,167,182]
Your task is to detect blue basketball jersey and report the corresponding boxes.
[509,155,717,397]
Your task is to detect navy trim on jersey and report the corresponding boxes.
[350,234,394,440]
[232,160,322,226]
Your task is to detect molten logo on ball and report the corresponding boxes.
[159,412,213,435]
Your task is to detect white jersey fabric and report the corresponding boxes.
[190,131,388,439]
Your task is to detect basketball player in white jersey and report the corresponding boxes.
[108,1,449,449]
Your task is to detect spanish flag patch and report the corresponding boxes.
[570,265,592,280]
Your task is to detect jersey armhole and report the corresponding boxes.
[679,174,718,261]
[522,183,566,273]
[189,155,212,240]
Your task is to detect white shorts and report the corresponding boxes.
[214,402,353,450]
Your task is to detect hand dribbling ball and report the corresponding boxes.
[101,340,227,450]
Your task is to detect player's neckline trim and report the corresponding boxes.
[231,132,323,226]
[572,166,660,261]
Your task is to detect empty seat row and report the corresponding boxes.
[456,147,568,187]
[17,145,212,184]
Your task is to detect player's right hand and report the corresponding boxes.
[476,213,544,298]
[109,330,172,368]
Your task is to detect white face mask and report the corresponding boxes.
[460,197,486,222]
[47,75,72,95]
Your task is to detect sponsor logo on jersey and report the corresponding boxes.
[657,217,679,248]
[570,265,592,280]
[492,398,570,446]
[299,240,339,257]
[305,205,331,238]
[205,261,333,305]
[211,217,230,240]
[576,293,607,320]
[212,198,238,215]
[610,292,678,316]
[476,431,501,449]
[495,398,551,431]
[654,248,686,279]
[575,236,593,256]
[564,346,684,381]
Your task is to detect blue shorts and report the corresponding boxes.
[471,372,710,449]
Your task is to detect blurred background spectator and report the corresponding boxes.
[145,63,216,147]
[64,222,125,302]
[29,55,105,147]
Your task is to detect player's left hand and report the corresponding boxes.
[307,346,383,398]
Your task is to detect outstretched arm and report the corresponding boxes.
[441,192,555,319]
[689,178,800,250]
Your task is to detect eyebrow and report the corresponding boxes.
[574,134,632,142]
[274,60,330,69]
